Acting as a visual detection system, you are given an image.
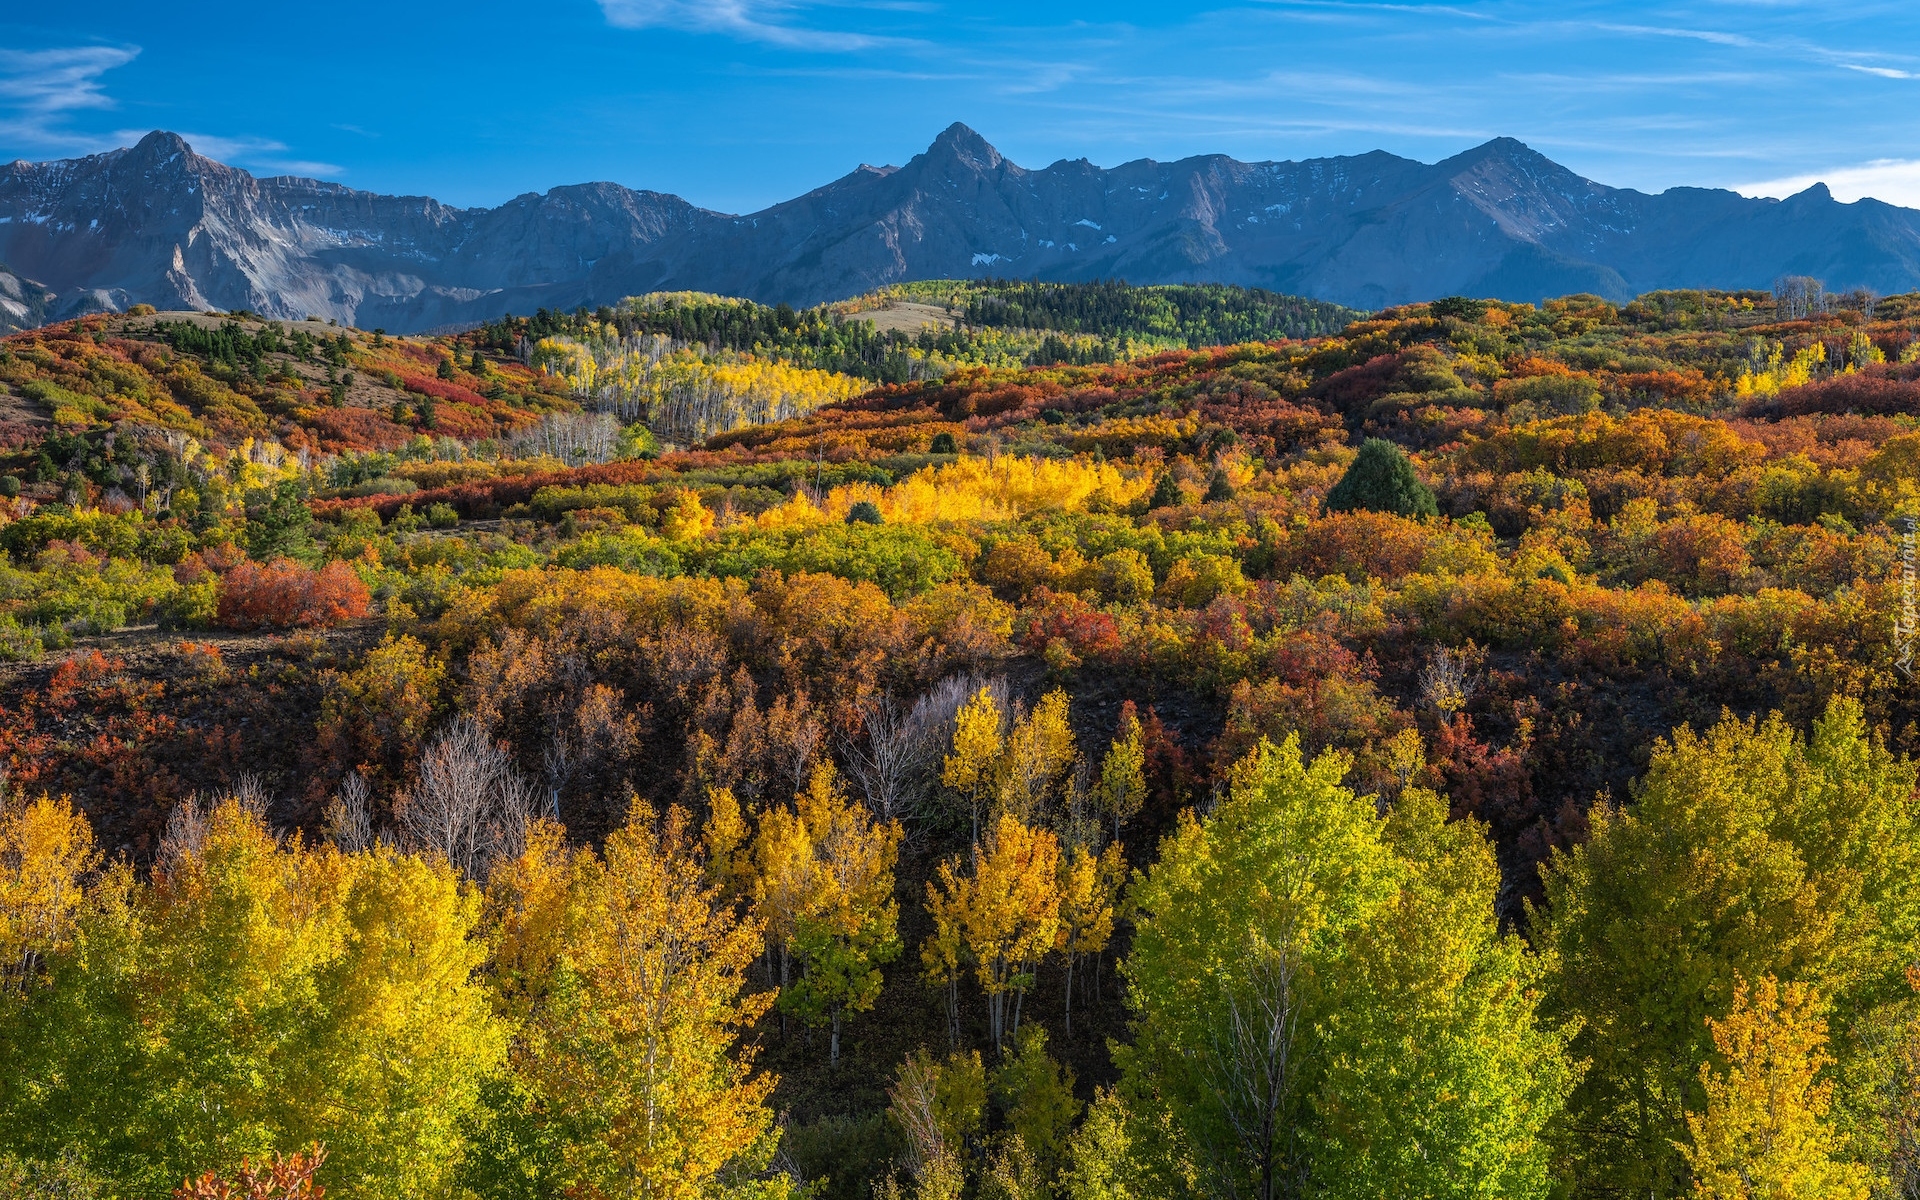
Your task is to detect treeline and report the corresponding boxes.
[474,280,1359,385]
[958,278,1359,345]
[480,296,978,384]
[152,319,352,374]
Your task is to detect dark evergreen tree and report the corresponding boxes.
[1205,468,1236,503]
[246,479,315,562]
[929,431,958,455]
[1324,438,1437,517]
[1149,472,1185,510]
[845,500,883,525]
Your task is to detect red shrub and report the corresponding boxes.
[1743,364,1920,418]
[216,559,371,630]
[298,405,414,452]
[399,373,491,408]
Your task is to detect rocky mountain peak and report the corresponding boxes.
[921,122,1005,174]
[5,126,1920,333]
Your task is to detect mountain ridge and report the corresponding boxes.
[5,123,1920,333]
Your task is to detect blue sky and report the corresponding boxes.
[4,1,1920,213]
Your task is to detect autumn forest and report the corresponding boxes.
[0,280,1917,1200]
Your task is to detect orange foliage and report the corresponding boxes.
[216,560,371,630]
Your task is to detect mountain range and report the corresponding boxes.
[5,124,1920,334]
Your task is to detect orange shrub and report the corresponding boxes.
[216,559,371,630]
[1280,509,1432,582]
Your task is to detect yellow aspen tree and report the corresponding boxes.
[4,795,502,1198]
[924,863,972,1051]
[928,814,1063,1052]
[309,842,504,1195]
[527,800,778,1200]
[1890,967,1920,1199]
[997,690,1077,827]
[1683,976,1869,1200]
[0,792,100,996]
[884,1050,977,1200]
[779,762,903,1065]
[700,786,754,912]
[750,795,817,992]
[944,686,1006,843]
[1097,713,1146,846]
[483,816,574,1026]
[1056,841,1125,1037]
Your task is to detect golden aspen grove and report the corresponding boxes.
[0,279,1918,1200]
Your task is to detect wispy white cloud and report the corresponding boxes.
[1733,158,1920,208]
[0,44,343,176]
[597,0,891,50]
[0,44,142,153]
[1841,63,1917,79]
[172,132,342,177]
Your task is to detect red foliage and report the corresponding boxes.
[294,405,415,453]
[1743,363,1920,418]
[1129,701,1197,828]
[1307,349,1423,415]
[216,560,371,630]
[174,1143,327,1200]
[174,543,248,585]
[418,402,500,440]
[398,373,490,408]
[311,458,671,521]
[1018,589,1124,660]
[1429,712,1534,831]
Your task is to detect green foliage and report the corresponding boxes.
[0,1148,107,1199]
[1120,736,1571,1200]
[0,801,503,1199]
[1147,472,1182,510]
[784,1114,904,1200]
[246,479,315,562]
[152,319,289,372]
[929,431,958,455]
[1059,1088,1140,1200]
[846,499,884,525]
[991,1027,1082,1177]
[1537,697,1920,1200]
[698,523,965,599]
[1324,438,1438,518]
[485,280,1357,385]
[956,279,1358,345]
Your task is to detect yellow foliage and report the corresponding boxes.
[0,792,100,996]
[702,787,753,908]
[944,686,1007,837]
[509,800,777,1200]
[836,456,1152,526]
[997,689,1078,826]
[661,489,715,541]
[1098,713,1147,843]
[1737,342,1827,400]
[924,814,1064,1049]
[1057,842,1125,961]
[1683,976,1868,1200]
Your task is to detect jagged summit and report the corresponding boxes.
[4,126,1920,333]
[919,122,1006,173]
[129,130,194,159]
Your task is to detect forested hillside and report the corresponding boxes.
[481,279,1360,387]
[0,282,1917,1200]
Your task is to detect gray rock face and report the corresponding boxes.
[5,125,1920,332]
